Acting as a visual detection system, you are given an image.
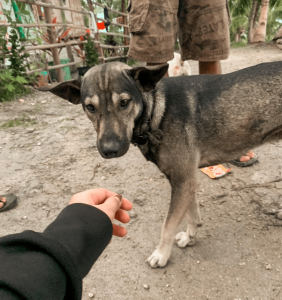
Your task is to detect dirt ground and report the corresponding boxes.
[1,44,282,300]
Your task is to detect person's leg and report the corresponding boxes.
[199,61,222,75]
[127,0,178,67]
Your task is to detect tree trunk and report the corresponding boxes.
[248,0,258,43]
[59,0,76,73]
[274,26,282,40]
[252,0,269,43]
[253,0,260,29]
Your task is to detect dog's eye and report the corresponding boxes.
[86,104,95,112]
[120,99,131,107]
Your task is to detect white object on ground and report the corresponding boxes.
[168,52,191,77]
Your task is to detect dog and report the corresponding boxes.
[43,61,282,268]
[168,52,191,77]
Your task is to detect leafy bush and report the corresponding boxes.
[0,13,35,102]
[1,15,30,78]
[84,32,99,67]
[0,69,30,102]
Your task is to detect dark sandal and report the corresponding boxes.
[0,193,17,212]
[230,156,258,168]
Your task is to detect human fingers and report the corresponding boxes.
[120,198,133,211]
[115,209,130,224]
[112,223,127,237]
[70,189,132,212]
[88,189,131,206]
[95,195,122,221]
[89,189,132,211]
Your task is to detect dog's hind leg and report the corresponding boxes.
[175,202,202,248]
[146,155,200,268]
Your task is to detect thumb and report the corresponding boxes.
[96,194,122,222]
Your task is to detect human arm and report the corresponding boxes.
[0,189,132,300]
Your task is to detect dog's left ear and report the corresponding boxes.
[38,79,81,104]
[126,64,169,92]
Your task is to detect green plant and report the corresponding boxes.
[0,69,30,102]
[127,59,137,66]
[2,15,30,77]
[0,36,6,68]
[73,30,99,67]
[230,39,248,47]
[175,40,180,51]
[84,32,99,67]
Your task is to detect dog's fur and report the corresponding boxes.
[44,61,282,268]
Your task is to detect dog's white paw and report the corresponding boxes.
[146,249,169,268]
[175,231,196,248]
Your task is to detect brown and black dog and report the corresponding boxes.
[42,61,282,268]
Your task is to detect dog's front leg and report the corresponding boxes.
[147,160,200,268]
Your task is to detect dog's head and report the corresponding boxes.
[47,62,168,159]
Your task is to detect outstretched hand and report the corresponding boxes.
[69,189,133,237]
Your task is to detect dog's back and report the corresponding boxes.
[156,61,282,166]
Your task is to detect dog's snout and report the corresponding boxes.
[100,141,120,159]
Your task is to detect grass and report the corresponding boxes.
[0,116,37,129]
[127,59,138,67]
[231,40,248,48]
[60,126,78,130]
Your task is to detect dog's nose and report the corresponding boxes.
[100,141,120,158]
[104,150,118,158]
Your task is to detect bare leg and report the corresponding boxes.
[199,61,222,74]
[147,156,201,268]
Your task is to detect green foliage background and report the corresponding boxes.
[228,0,282,43]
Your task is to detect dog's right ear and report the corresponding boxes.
[126,64,169,92]
[38,79,81,104]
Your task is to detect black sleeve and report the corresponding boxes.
[0,203,113,300]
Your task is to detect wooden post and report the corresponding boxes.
[87,0,105,63]
[59,0,76,74]
[121,0,129,46]
[87,0,94,12]
[42,0,64,82]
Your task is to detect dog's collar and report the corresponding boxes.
[131,118,151,146]
[131,93,156,146]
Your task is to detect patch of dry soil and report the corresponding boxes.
[1,44,282,300]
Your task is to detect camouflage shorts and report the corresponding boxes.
[127,0,231,63]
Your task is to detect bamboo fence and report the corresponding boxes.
[0,0,130,81]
